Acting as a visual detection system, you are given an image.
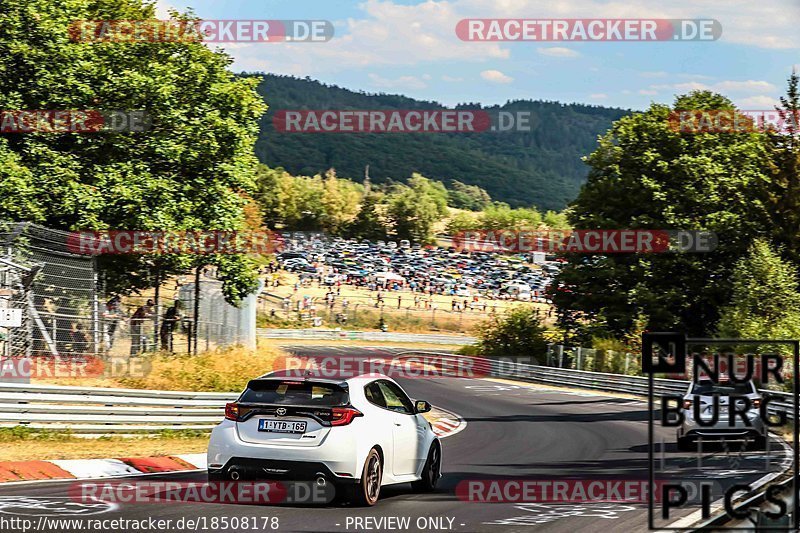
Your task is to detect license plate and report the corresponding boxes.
[258,419,307,434]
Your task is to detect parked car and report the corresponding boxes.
[208,374,442,506]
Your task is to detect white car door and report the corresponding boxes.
[376,381,424,476]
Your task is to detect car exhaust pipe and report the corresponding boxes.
[315,474,327,488]
[229,469,241,481]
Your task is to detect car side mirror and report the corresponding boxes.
[415,400,432,413]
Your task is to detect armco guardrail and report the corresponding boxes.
[258,328,476,345]
[393,353,797,419]
[0,356,794,433]
[0,382,235,433]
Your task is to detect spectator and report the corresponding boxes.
[102,296,123,349]
[70,323,89,356]
[160,301,183,352]
[130,299,154,356]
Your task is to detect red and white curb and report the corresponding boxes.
[427,406,467,438]
[0,453,206,484]
[0,405,465,484]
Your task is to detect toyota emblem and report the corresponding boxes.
[276,408,287,416]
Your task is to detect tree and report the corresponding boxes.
[717,240,800,339]
[447,180,492,210]
[478,203,542,230]
[0,1,267,302]
[759,72,800,265]
[385,174,448,243]
[346,190,388,240]
[552,91,772,336]
[320,169,363,234]
[475,307,549,363]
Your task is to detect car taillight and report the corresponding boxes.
[683,399,692,410]
[331,407,363,426]
[225,402,239,421]
[753,399,761,408]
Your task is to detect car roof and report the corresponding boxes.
[255,372,395,386]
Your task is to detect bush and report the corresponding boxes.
[116,345,285,392]
[474,307,548,363]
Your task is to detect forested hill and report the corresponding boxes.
[248,73,630,210]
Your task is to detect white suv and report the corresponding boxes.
[207,374,442,506]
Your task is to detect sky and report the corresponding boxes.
[156,0,800,111]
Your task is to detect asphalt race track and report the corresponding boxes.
[0,346,789,532]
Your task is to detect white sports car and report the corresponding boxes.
[207,373,442,506]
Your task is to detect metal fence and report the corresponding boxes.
[257,328,476,345]
[0,222,258,381]
[2,354,795,433]
[545,344,641,375]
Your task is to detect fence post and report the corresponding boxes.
[91,257,100,355]
[153,266,160,352]
[192,266,201,354]
[625,352,630,374]
[557,345,564,368]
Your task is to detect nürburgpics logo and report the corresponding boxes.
[643,333,798,530]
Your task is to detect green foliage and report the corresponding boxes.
[385,174,449,243]
[448,181,492,210]
[553,90,772,336]
[479,203,542,230]
[717,240,800,339]
[249,74,629,210]
[759,72,800,266]
[0,1,266,302]
[475,307,549,362]
[346,190,388,241]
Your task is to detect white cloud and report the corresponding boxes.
[589,93,607,99]
[639,89,659,95]
[459,0,800,50]
[649,79,777,94]
[736,95,780,108]
[640,71,668,78]
[714,80,777,93]
[368,73,428,90]
[229,0,509,74]
[154,0,178,18]
[537,47,580,58]
[481,69,514,83]
[442,75,465,82]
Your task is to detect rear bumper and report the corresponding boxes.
[208,420,361,479]
[681,428,765,441]
[209,458,358,484]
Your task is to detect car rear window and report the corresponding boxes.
[691,381,754,396]
[241,380,349,406]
